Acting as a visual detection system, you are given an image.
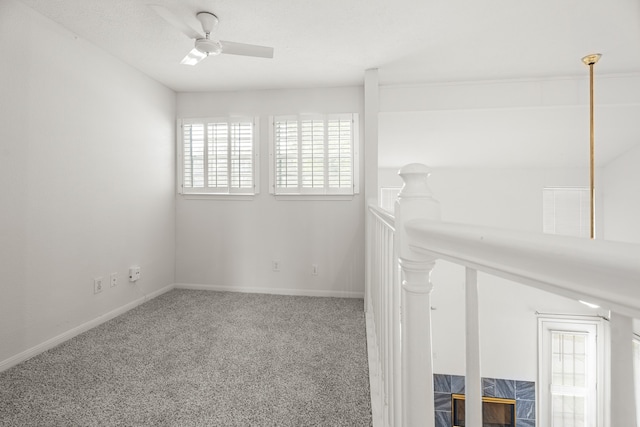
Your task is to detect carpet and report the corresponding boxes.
[0,289,372,426]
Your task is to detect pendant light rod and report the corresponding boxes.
[582,53,601,240]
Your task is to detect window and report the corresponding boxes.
[178,117,258,195]
[270,114,359,196]
[380,187,401,213]
[543,187,590,237]
[539,318,603,427]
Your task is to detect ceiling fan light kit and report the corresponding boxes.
[180,48,207,65]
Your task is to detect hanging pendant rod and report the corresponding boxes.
[582,53,601,240]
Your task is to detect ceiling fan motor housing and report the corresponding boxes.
[195,38,222,56]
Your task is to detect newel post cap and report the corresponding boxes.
[398,163,433,199]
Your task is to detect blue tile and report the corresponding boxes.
[434,374,451,393]
[435,410,452,427]
[516,419,536,427]
[495,378,516,399]
[516,399,536,420]
[516,380,535,401]
[451,375,465,394]
[434,392,452,411]
[482,377,495,397]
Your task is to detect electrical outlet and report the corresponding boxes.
[94,277,104,294]
[312,264,319,276]
[129,266,141,282]
[110,272,118,287]
[272,261,280,272]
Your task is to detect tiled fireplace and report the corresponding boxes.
[433,373,536,427]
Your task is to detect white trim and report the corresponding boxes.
[366,308,384,427]
[174,283,364,299]
[352,112,360,195]
[179,194,256,201]
[0,284,175,373]
[273,194,354,201]
[634,336,640,426]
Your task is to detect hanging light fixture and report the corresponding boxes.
[581,53,601,240]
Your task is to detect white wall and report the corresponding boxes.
[603,142,640,244]
[176,87,365,297]
[0,0,176,365]
[378,76,640,170]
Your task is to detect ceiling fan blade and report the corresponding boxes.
[220,41,274,58]
[181,48,207,66]
[148,4,203,40]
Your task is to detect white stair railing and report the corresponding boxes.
[365,163,640,427]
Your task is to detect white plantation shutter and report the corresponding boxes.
[179,118,257,195]
[543,187,590,237]
[327,118,352,190]
[208,122,228,188]
[275,118,298,190]
[183,123,205,188]
[301,119,325,189]
[272,113,358,195]
[230,122,254,190]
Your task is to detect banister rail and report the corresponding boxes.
[405,218,640,319]
[365,163,640,427]
[370,205,396,231]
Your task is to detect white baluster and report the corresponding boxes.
[392,233,402,427]
[395,163,440,427]
[609,311,637,427]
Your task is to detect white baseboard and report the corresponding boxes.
[175,283,364,299]
[0,284,175,373]
[366,308,385,427]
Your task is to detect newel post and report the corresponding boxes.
[395,164,441,427]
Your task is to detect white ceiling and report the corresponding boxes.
[17,0,640,92]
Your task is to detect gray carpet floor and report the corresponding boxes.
[0,289,372,426]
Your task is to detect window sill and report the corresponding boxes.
[179,193,257,201]
[273,194,355,201]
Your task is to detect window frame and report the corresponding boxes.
[177,117,259,197]
[268,113,360,197]
[538,316,605,427]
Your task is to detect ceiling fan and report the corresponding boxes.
[150,5,274,65]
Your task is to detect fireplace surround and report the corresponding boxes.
[452,393,516,427]
[433,373,536,427]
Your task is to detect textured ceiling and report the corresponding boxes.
[17,0,640,92]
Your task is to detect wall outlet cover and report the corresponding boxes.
[94,277,104,294]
